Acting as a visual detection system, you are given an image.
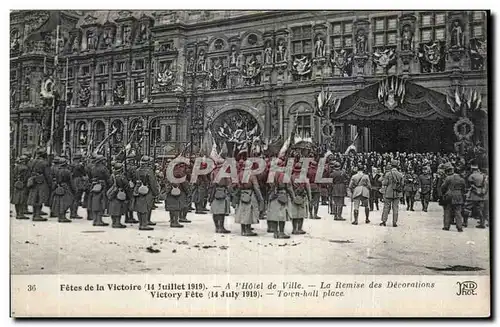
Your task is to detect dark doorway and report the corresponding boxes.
[368,119,455,153]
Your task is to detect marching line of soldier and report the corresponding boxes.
[11,147,489,237]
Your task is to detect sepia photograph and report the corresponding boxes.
[9,8,491,317]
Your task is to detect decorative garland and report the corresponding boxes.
[453,117,474,140]
[321,120,335,138]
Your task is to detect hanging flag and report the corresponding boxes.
[455,86,462,107]
[446,92,455,112]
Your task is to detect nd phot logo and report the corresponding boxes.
[456,281,477,296]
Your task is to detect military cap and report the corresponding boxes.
[113,162,124,170]
[471,164,479,170]
[140,155,151,164]
[18,155,28,162]
[36,147,46,155]
[332,161,341,169]
[391,160,399,167]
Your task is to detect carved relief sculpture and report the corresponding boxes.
[401,24,413,51]
[113,81,126,104]
[101,28,114,49]
[276,39,287,63]
[264,40,273,65]
[315,35,326,57]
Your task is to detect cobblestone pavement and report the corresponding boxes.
[11,200,489,275]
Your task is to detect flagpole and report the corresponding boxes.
[48,24,61,156]
[62,57,69,156]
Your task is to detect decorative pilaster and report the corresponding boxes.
[399,14,417,75]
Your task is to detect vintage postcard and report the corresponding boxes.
[9,9,490,317]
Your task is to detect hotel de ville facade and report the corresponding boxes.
[10,10,488,158]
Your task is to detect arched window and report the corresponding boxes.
[94,121,105,144]
[165,125,172,141]
[150,119,161,145]
[77,122,88,145]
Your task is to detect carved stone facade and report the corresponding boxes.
[10,10,488,156]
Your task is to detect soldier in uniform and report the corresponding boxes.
[209,163,232,234]
[403,168,419,211]
[440,163,466,232]
[418,165,433,212]
[11,155,30,219]
[380,160,403,227]
[51,157,73,223]
[83,153,97,220]
[134,156,159,230]
[88,155,112,226]
[107,162,129,228]
[330,161,348,221]
[234,160,264,236]
[290,163,311,234]
[164,161,189,228]
[192,161,209,214]
[27,148,52,221]
[267,159,293,239]
[125,154,139,224]
[308,161,321,219]
[369,167,382,211]
[463,164,487,229]
[179,161,192,223]
[70,153,86,219]
[348,165,371,225]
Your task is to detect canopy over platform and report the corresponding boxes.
[331,76,459,122]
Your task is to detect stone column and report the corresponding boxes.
[89,58,96,107]
[106,58,112,106]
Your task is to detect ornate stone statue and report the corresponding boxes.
[102,29,113,49]
[72,35,80,52]
[79,85,91,107]
[276,39,287,62]
[210,58,226,89]
[292,55,311,75]
[197,50,207,72]
[187,51,195,71]
[137,23,149,43]
[23,78,30,101]
[401,25,413,51]
[450,20,464,48]
[113,81,126,104]
[242,54,261,85]
[264,40,273,65]
[315,35,325,57]
[123,26,131,45]
[10,30,20,51]
[230,45,238,67]
[356,29,367,54]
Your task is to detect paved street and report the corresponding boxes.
[11,200,489,275]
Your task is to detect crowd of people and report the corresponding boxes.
[10,147,489,238]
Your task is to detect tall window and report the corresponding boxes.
[330,20,354,77]
[134,59,145,70]
[296,115,312,139]
[98,82,107,105]
[372,16,398,75]
[94,121,105,144]
[470,11,486,39]
[291,25,312,55]
[116,61,125,72]
[98,63,107,75]
[82,66,90,76]
[150,119,161,145]
[165,125,172,141]
[331,21,353,50]
[134,80,145,102]
[77,122,88,145]
[419,12,446,43]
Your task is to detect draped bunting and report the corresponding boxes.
[331,78,458,121]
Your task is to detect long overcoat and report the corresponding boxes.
[108,173,130,216]
[51,165,74,214]
[27,157,52,206]
[134,166,159,213]
[234,175,263,224]
[11,163,29,205]
[88,163,111,212]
